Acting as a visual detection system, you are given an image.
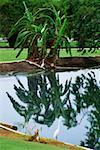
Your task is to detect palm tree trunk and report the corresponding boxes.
[27,36,39,61]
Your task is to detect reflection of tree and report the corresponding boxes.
[6,70,100,149]
[7,72,77,127]
[77,72,100,150]
[71,72,100,149]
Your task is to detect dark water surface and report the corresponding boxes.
[0,68,100,149]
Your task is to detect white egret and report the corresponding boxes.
[53,117,61,140]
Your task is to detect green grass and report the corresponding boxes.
[0,42,9,47]
[0,49,27,62]
[60,48,100,57]
[0,137,64,150]
[0,48,100,62]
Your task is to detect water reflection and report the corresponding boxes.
[5,70,100,149]
[7,72,77,128]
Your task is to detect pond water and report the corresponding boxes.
[0,68,100,149]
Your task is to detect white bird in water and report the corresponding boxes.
[53,117,61,140]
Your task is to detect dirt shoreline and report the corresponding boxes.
[0,57,100,73]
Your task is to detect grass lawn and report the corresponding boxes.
[0,49,27,62]
[0,42,9,47]
[60,48,100,57]
[0,136,64,150]
[0,48,100,62]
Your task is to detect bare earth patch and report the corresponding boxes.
[0,61,39,73]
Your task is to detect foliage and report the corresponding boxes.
[64,0,100,52]
[0,0,9,5]
[0,0,34,47]
[54,0,100,53]
[0,0,33,36]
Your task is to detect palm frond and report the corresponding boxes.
[54,19,67,49]
[23,1,33,22]
[14,30,31,49]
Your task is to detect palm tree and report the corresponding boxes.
[9,2,71,65]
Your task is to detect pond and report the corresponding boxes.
[0,68,100,149]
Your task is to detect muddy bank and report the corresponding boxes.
[56,57,100,67]
[0,60,43,73]
[0,57,100,73]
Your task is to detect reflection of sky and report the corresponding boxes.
[0,68,100,145]
[57,68,100,85]
[0,75,28,124]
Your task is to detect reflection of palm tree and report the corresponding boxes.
[7,71,76,128]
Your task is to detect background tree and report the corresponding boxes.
[55,0,100,52]
[0,0,34,47]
